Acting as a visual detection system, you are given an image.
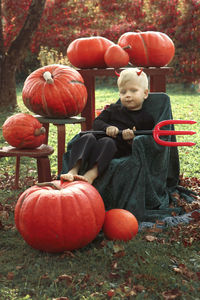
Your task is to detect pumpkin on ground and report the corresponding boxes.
[22,64,87,118]
[104,44,130,68]
[118,31,175,67]
[2,113,46,149]
[15,180,105,252]
[103,209,138,241]
[67,36,115,68]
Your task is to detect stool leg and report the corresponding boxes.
[15,157,20,189]
[55,124,66,175]
[37,157,52,182]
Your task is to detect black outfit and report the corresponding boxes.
[68,103,155,176]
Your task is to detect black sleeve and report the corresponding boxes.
[92,105,113,131]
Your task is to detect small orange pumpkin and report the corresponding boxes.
[103,209,138,241]
[104,44,130,68]
[2,113,46,149]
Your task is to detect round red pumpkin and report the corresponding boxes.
[22,64,87,118]
[103,209,138,241]
[118,31,175,67]
[67,36,115,68]
[15,180,105,252]
[2,113,46,149]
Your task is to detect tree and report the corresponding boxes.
[0,0,46,109]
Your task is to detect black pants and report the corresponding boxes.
[68,133,119,176]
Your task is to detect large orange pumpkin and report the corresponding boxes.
[15,180,105,252]
[2,113,46,149]
[118,31,175,67]
[22,64,87,118]
[103,209,138,241]
[67,36,115,68]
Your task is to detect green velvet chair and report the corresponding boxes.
[60,93,193,222]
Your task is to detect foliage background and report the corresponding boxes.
[2,0,200,83]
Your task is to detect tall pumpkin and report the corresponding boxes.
[67,36,115,68]
[22,64,87,118]
[2,113,46,149]
[118,31,175,67]
[14,180,105,252]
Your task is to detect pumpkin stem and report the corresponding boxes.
[36,182,61,190]
[122,45,131,50]
[34,127,46,136]
[43,71,54,84]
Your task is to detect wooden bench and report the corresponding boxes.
[0,144,54,188]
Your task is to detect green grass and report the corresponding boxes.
[0,83,200,299]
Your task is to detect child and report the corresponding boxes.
[61,68,155,184]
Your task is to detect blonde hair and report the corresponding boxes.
[117,68,148,90]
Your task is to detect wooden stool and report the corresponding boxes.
[0,144,54,189]
[35,116,86,174]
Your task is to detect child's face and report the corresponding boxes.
[119,79,148,111]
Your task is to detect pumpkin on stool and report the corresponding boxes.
[22,64,88,118]
[14,180,105,252]
[2,113,46,149]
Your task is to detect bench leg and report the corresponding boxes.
[37,157,52,183]
[15,157,20,189]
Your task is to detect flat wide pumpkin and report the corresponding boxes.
[15,180,105,252]
[67,36,114,68]
[118,31,175,67]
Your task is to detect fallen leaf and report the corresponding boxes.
[162,288,182,299]
[109,272,120,279]
[145,235,158,242]
[61,251,75,258]
[16,265,23,270]
[107,289,115,298]
[113,243,125,253]
[173,264,196,280]
[55,274,73,285]
[53,298,69,300]
[191,211,200,221]
[7,272,14,280]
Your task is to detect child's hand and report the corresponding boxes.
[122,128,135,140]
[106,126,119,138]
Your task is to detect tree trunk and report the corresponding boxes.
[0,0,46,110]
[0,56,17,109]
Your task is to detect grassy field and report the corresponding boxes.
[0,83,200,299]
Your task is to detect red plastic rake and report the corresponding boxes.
[80,120,196,147]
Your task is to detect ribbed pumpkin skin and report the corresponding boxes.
[15,180,105,252]
[22,64,87,118]
[67,36,115,68]
[118,31,175,67]
[2,113,46,149]
[103,209,138,241]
